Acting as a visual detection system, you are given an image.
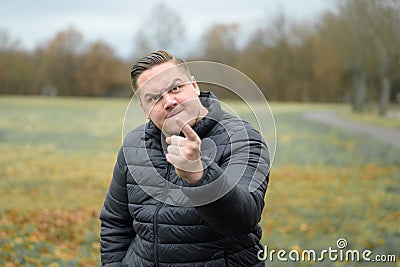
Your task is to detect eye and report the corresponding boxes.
[171,84,181,92]
[153,95,161,101]
[146,95,161,103]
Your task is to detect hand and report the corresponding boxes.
[165,118,203,184]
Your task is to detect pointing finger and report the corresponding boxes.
[176,118,199,141]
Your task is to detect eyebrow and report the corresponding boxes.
[143,77,183,99]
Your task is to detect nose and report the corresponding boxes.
[163,93,177,110]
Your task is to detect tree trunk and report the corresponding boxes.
[352,67,367,113]
[379,74,391,116]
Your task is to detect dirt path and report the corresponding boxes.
[303,110,400,150]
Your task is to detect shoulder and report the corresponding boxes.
[122,124,146,148]
[219,111,263,140]
[115,124,146,167]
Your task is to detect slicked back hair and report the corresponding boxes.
[130,50,190,92]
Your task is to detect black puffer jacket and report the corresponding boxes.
[100,92,270,267]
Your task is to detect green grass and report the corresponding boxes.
[0,96,399,266]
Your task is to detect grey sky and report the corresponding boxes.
[0,0,336,58]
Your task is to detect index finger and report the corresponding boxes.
[177,118,199,141]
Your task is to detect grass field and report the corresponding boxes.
[0,96,399,266]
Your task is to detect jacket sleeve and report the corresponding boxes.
[99,148,135,266]
[191,126,270,236]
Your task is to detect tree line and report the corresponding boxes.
[0,28,129,97]
[0,0,399,115]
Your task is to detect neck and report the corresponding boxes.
[194,105,209,124]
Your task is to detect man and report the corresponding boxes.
[100,50,270,266]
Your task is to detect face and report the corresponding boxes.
[136,61,206,136]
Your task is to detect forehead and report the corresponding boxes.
[136,62,190,98]
[137,61,184,89]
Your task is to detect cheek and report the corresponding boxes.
[180,96,201,109]
[148,106,165,120]
[177,95,194,105]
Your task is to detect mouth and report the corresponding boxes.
[166,108,183,119]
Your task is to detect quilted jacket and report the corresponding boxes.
[100,92,270,266]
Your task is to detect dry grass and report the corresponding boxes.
[0,96,398,266]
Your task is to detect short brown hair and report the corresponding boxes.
[130,50,190,91]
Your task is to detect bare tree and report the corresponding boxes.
[43,26,84,95]
[200,23,240,66]
[80,41,129,96]
[319,1,374,112]
[0,29,38,94]
[319,0,400,113]
[132,3,186,57]
[0,29,20,51]
[367,0,400,116]
[263,13,294,101]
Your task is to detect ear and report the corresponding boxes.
[191,76,200,96]
[139,100,149,118]
[139,99,144,111]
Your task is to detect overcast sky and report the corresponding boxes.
[0,0,336,59]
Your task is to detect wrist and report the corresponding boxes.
[176,159,204,184]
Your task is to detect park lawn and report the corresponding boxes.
[0,96,399,266]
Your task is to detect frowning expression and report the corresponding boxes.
[136,61,205,136]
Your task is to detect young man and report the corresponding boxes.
[100,50,270,266]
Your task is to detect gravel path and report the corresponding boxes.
[303,110,400,150]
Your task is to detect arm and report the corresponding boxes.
[192,126,270,236]
[99,148,134,266]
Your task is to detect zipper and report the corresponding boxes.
[153,163,171,267]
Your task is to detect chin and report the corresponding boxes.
[163,129,180,136]
[161,122,180,136]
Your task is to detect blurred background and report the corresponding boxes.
[1,0,399,110]
[0,0,399,266]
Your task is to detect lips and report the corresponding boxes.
[166,107,183,118]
